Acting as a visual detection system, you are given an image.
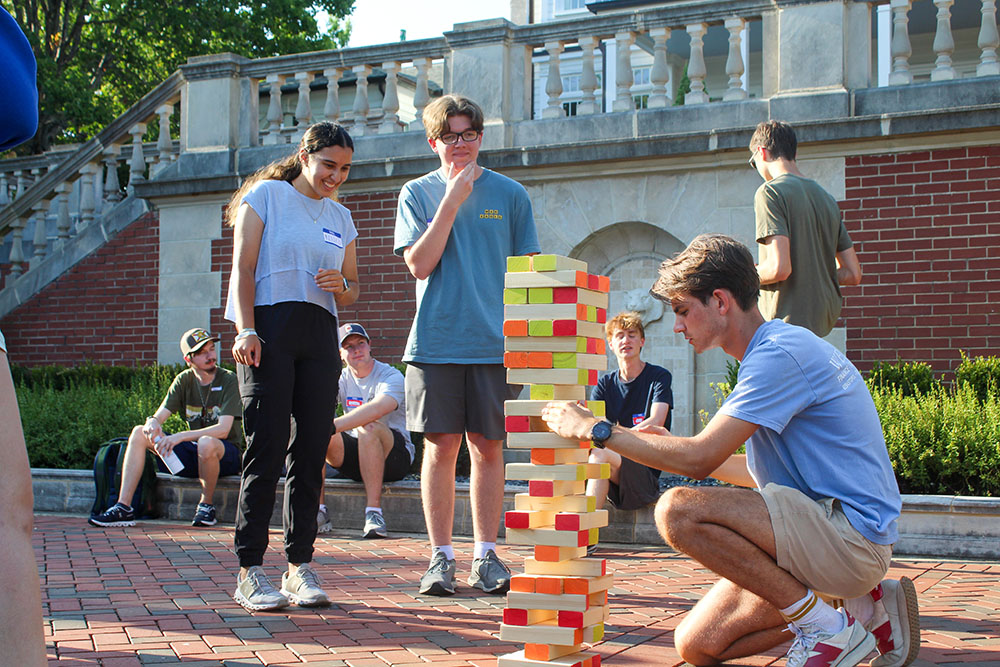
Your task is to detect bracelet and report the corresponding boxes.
[342,277,350,291]
[235,328,258,341]
[146,416,158,424]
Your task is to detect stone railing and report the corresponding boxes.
[0,72,183,285]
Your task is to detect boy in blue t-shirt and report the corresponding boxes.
[393,95,540,598]
[541,234,918,667]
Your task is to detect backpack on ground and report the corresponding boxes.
[90,437,160,519]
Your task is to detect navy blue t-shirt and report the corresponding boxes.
[592,362,673,430]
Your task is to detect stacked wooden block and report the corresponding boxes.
[498,254,613,667]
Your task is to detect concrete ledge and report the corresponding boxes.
[31,467,1000,559]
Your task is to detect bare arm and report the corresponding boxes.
[403,163,475,280]
[836,246,862,286]
[708,454,757,487]
[315,239,360,306]
[630,401,670,431]
[541,401,758,481]
[334,393,398,433]
[230,203,264,367]
[756,234,791,285]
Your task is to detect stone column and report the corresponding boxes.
[263,74,286,145]
[380,61,402,133]
[578,36,601,115]
[323,68,342,122]
[613,32,636,112]
[889,0,913,85]
[179,53,253,150]
[543,41,566,119]
[410,58,431,131]
[685,24,709,105]
[293,71,315,142]
[978,0,1000,76]
[648,28,671,108]
[724,17,748,101]
[352,65,371,137]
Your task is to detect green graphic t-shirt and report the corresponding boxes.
[160,367,244,449]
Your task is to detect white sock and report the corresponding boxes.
[433,545,455,560]
[318,504,327,513]
[843,592,875,627]
[780,591,846,635]
[365,506,382,515]
[474,541,496,559]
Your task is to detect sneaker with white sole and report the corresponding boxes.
[191,503,217,527]
[88,502,136,528]
[785,609,875,667]
[419,551,457,596]
[362,510,387,539]
[865,578,921,667]
[467,549,511,594]
[233,566,289,612]
[316,506,333,534]
[280,563,331,607]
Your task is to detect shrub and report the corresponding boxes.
[867,359,939,397]
[955,351,1000,403]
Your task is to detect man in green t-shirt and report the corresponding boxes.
[89,328,244,528]
[749,120,863,337]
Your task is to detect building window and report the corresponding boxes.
[633,66,651,87]
[633,94,649,109]
[555,0,587,13]
[562,74,581,93]
[563,101,579,116]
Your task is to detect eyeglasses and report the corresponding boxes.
[748,146,762,170]
[438,130,481,145]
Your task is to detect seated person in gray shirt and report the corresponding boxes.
[316,323,414,539]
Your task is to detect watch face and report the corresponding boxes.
[591,420,613,443]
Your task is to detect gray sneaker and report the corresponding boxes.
[280,563,331,607]
[317,506,333,534]
[233,566,289,612]
[419,551,457,596]
[362,510,387,539]
[467,549,511,594]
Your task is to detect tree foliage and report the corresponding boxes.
[3,0,354,154]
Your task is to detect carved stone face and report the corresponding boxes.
[622,288,664,327]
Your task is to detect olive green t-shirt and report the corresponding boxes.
[755,174,853,337]
[160,367,244,449]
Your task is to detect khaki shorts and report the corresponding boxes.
[761,483,892,599]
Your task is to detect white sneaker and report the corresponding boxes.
[280,563,331,607]
[233,566,289,612]
[362,510,387,539]
[864,578,921,667]
[317,506,333,534]
[785,609,875,667]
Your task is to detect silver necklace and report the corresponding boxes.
[299,194,327,224]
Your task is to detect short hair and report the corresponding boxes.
[605,312,645,341]
[423,94,485,141]
[651,234,760,311]
[749,120,797,161]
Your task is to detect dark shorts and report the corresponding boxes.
[334,429,412,482]
[608,456,662,511]
[156,439,242,479]
[405,362,520,440]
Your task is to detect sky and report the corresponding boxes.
[342,0,512,48]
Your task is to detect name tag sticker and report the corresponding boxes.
[211,386,221,392]
[322,228,344,248]
[632,413,645,426]
[345,397,363,409]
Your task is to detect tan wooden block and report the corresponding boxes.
[502,607,557,626]
[504,303,601,322]
[528,479,586,497]
[505,270,587,289]
[524,556,606,577]
[528,385,587,400]
[500,620,603,646]
[531,448,590,465]
[507,368,597,386]
[497,649,600,667]
[555,509,609,531]
[506,432,588,449]
[505,509,556,530]
[505,590,591,612]
[505,399,604,417]
[534,544,588,561]
[531,255,589,272]
[552,352,608,371]
[506,463,588,481]
[507,527,591,548]
[515,494,597,513]
[506,336,588,352]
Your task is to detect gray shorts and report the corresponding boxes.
[405,363,520,440]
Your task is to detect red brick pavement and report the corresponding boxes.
[35,515,1000,666]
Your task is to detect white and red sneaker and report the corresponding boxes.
[785,609,876,667]
[865,578,921,667]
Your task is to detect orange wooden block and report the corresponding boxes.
[535,545,587,561]
[510,575,536,593]
[573,271,588,288]
[504,351,528,368]
[563,578,590,595]
[504,320,528,336]
[527,351,553,368]
[597,275,610,292]
[536,577,563,595]
[525,644,581,661]
[531,449,556,465]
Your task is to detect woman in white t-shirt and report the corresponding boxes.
[224,122,359,612]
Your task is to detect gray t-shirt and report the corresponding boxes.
[393,168,540,363]
[224,179,358,322]
[339,360,414,461]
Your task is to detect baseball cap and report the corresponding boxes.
[338,323,370,347]
[180,328,219,356]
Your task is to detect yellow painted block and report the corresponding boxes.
[527,320,553,336]
[551,352,608,371]
[503,288,528,305]
[528,287,553,304]
[528,385,586,400]
[507,256,532,272]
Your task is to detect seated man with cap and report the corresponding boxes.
[89,328,244,528]
[316,322,415,539]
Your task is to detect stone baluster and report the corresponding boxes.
[263,74,286,145]
[686,23,709,104]
[7,216,26,278]
[613,32,636,112]
[578,36,600,115]
[293,71,314,142]
[978,0,1000,76]
[323,68,342,122]
[127,123,147,195]
[931,0,956,81]
[889,0,913,85]
[15,170,27,199]
[724,18,748,100]
[0,172,9,206]
[55,182,71,244]
[352,65,371,137]
[544,41,566,119]
[380,61,402,133]
[32,199,48,260]
[103,144,122,206]
[78,164,98,229]
[156,103,175,166]
[648,28,671,108]
[410,58,431,131]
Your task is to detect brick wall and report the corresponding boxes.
[0,211,160,366]
[840,146,1000,374]
[208,190,416,362]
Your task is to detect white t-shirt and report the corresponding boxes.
[0,328,5,353]
[224,179,358,321]
[339,359,414,462]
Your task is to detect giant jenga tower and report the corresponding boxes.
[498,254,613,667]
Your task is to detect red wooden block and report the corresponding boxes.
[505,511,531,528]
[596,307,606,323]
[505,415,531,432]
[553,320,577,336]
[552,287,576,303]
[503,608,528,625]
[554,513,581,531]
[529,480,555,496]
[587,274,599,291]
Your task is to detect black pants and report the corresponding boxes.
[234,302,340,567]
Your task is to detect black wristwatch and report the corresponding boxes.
[589,419,614,449]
